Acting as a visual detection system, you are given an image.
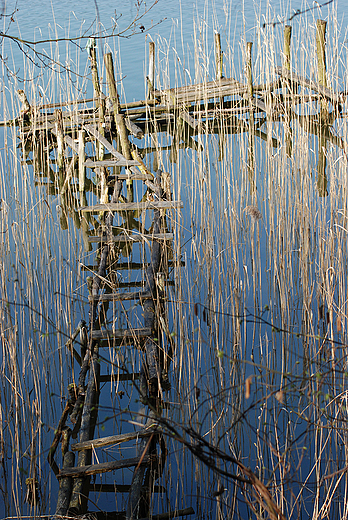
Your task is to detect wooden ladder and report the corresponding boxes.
[47,122,192,520]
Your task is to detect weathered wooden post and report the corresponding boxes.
[215,32,223,80]
[246,42,255,189]
[147,41,155,100]
[284,25,293,157]
[55,451,75,517]
[316,19,328,117]
[54,109,65,171]
[78,129,86,194]
[283,25,292,71]
[104,52,133,201]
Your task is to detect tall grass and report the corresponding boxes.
[1,0,348,518]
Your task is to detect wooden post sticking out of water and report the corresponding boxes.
[104,52,133,201]
[316,20,328,117]
[283,26,293,157]
[246,42,254,99]
[215,33,223,80]
[283,26,292,71]
[245,42,255,190]
[147,41,155,100]
[316,20,327,89]
[54,109,64,170]
[89,42,105,161]
[78,130,85,194]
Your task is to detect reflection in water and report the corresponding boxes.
[2,13,348,520]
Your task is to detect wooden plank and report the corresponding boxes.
[108,173,154,180]
[72,425,159,451]
[155,77,248,105]
[89,483,165,493]
[138,507,195,520]
[88,290,152,302]
[88,233,174,244]
[84,124,132,162]
[275,66,342,104]
[91,327,152,341]
[80,200,183,212]
[84,159,140,167]
[58,455,150,478]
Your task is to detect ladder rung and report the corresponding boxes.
[84,159,140,167]
[91,327,151,341]
[89,483,165,493]
[72,425,158,451]
[58,455,150,478]
[99,373,140,383]
[88,233,174,244]
[80,201,183,212]
[89,290,152,302]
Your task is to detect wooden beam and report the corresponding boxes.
[80,201,183,212]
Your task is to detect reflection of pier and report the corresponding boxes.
[14,21,347,519]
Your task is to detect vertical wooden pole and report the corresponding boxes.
[104,52,133,201]
[245,42,255,191]
[147,41,155,100]
[54,109,64,170]
[68,345,100,514]
[283,25,293,157]
[78,130,85,194]
[246,42,254,99]
[283,25,292,71]
[215,33,223,80]
[55,451,75,517]
[316,20,328,117]
[316,20,327,88]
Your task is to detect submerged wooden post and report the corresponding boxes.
[55,451,75,517]
[104,52,133,201]
[68,345,100,514]
[215,33,223,80]
[147,41,155,100]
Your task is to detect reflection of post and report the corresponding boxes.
[246,42,255,189]
[283,25,293,157]
[317,131,328,197]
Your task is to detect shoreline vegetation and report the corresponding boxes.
[1,1,348,518]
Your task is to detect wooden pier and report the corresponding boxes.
[11,20,347,519]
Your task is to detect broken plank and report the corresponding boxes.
[72,425,159,451]
[80,200,183,212]
[58,455,150,478]
[275,66,342,104]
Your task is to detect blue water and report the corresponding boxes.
[1,0,348,519]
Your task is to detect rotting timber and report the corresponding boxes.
[11,21,348,519]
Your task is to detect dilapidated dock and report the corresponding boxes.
[11,20,348,519]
